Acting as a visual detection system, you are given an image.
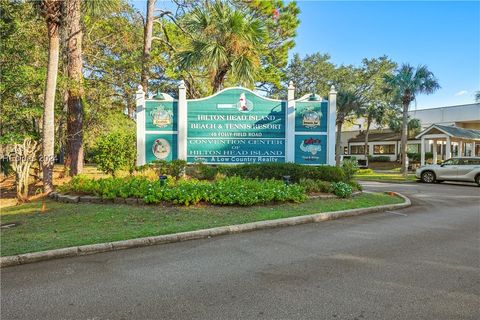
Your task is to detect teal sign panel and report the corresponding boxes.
[145,133,177,162]
[187,88,286,163]
[295,101,328,132]
[145,100,177,132]
[294,135,327,165]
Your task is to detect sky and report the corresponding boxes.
[133,1,480,110]
[292,1,480,109]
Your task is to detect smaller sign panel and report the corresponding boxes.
[145,101,178,132]
[294,135,327,165]
[295,101,328,132]
[145,134,177,162]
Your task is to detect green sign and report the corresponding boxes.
[294,135,327,165]
[145,100,177,132]
[295,101,328,132]
[187,88,286,163]
[145,133,177,162]
[139,85,335,166]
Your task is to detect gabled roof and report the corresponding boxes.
[416,124,480,140]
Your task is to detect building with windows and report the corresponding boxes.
[342,103,480,162]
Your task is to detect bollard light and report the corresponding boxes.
[282,175,291,186]
[159,175,168,186]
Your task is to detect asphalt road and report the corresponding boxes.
[1,182,479,320]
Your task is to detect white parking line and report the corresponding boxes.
[385,211,408,217]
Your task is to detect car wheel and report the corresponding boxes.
[421,171,436,183]
[475,174,480,186]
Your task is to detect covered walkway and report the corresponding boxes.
[415,124,480,166]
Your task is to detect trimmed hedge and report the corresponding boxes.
[220,163,346,183]
[58,175,307,206]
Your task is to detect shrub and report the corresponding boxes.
[341,158,358,181]
[368,156,391,162]
[407,152,433,162]
[329,182,353,198]
[93,130,136,176]
[151,159,187,179]
[347,181,363,191]
[298,179,331,193]
[221,163,346,183]
[186,161,219,180]
[59,175,307,206]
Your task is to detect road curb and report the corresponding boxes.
[0,192,410,268]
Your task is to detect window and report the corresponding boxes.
[373,144,395,155]
[350,145,369,155]
[463,159,480,165]
[407,144,420,153]
[442,158,461,165]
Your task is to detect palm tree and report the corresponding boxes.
[176,1,266,94]
[385,64,440,176]
[358,103,393,161]
[336,90,365,166]
[39,0,63,193]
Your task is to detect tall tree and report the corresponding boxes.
[176,1,267,93]
[281,53,336,98]
[355,56,397,160]
[140,0,155,94]
[65,0,84,176]
[0,0,47,138]
[39,0,63,193]
[64,0,121,176]
[385,64,440,175]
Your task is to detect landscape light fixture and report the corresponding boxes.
[282,175,291,186]
[153,89,164,100]
[159,175,168,186]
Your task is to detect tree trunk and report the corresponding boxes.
[364,118,371,161]
[42,24,60,194]
[212,67,229,94]
[335,120,343,167]
[140,0,155,94]
[400,102,409,176]
[66,0,84,176]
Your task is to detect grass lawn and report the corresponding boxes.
[355,173,417,182]
[0,193,403,257]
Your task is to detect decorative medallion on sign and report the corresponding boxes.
[150,105,173,128]
[300,137,322,155]
[302,107,321,128]
[152,138,171,159]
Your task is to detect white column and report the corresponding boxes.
[432,140,438,164]
[177,81,187,161]
[420,136,426,166]
[445,136,451,159]
[458,140,463,157]
[286,81,296,162]
[327,85,337,166]
[136,85,146,166]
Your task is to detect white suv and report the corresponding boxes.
[416,157,480,185]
